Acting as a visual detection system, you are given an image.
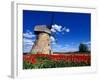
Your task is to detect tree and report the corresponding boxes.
[79,43,88,52]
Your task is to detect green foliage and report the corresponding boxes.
[23,61,35,69]
[79,43,88,52]
[31,50,37,54]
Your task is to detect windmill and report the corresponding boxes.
[31,12,57,54]
[30,25,52,54]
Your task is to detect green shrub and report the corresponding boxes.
[79,43,88,52]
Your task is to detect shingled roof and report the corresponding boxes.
[34,25,51,34]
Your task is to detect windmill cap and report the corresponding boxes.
[34,25,51,34]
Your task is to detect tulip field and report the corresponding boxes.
[23,53,91,69]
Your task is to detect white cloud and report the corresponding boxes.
[51,24,62,32]
[23,30,36,53]
[23,38,35,53]
[23,38,34,45]
[51,24,70,35]
[62,27,66,31]
[50,36,55,42]
[23,30,35,38]
[51,28,56,32]
[65,28,70,32]
[52,42,56,45]
[50,36,57,45]
[23,45,33,53]
[62,27,70,32]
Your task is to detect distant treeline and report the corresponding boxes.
[53,51,90,54]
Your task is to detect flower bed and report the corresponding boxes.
[23,53,91,69]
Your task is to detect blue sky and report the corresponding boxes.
[23,10,91,53]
